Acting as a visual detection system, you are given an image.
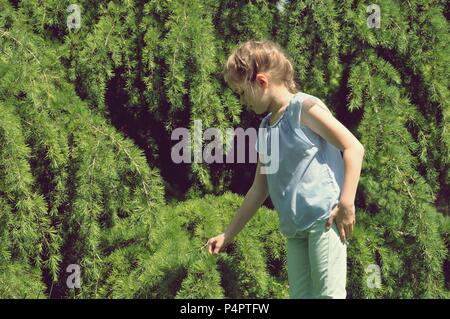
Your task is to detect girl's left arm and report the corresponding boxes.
[301,98,365,241]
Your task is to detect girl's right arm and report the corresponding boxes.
[207,157,269,255]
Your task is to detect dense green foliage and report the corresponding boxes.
[0,0,448,298]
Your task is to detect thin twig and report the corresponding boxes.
[104,21,115,46]
[0,29,42,65]
[186,241,209,255]
[0,29,51,97]
[89,124,150,197]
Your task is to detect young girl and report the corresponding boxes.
[207,40,364,299]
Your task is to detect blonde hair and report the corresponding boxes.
[223,39,300,95]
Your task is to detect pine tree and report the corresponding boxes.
[0,1,165,297]
[0,0,448,298]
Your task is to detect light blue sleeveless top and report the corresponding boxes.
[255,92,345,238]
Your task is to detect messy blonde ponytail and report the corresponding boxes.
[223,40,300,94]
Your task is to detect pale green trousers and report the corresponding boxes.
[286,218,347,299]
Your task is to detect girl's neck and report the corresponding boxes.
[267,88,296,115]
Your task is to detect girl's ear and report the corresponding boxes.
[255,73,269,89]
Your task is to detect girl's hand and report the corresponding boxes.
[207,233,230,255]
[325,201,356,243]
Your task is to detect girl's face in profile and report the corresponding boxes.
[230,80,268,115]
[232,83,250,109]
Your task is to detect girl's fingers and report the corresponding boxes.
[345,224,352,240]
[338,224,346,243]
[208,236,225,255]
[208,240,214,255]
